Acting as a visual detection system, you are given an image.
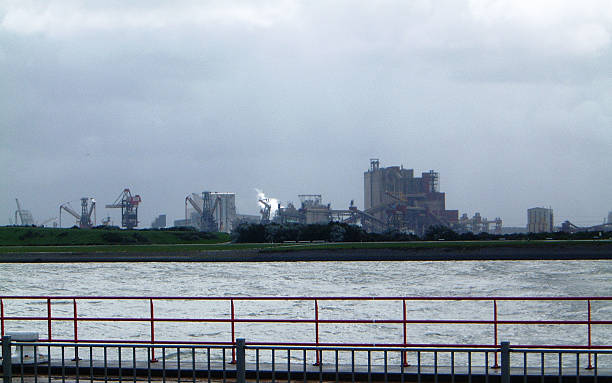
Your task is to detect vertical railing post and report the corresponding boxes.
[402,299,408,366]
[500,341,510,383]
[150,299,157,362]
[236,338,246,383]
[47,298,52,342]
[72,299,80,361]
[314,299,320,365]
[493,300,499,368]
[231,299,236,364]
[2,336,12,383]
[0,299,4,337]
[587,299,593,369]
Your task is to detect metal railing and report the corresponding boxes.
[2,337,612,383]
[1,296,611,367]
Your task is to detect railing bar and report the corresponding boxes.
[523,351,527,383]
[34,345,38,383]
[47,298,52,342]
[176,347,184,383]
[541,352,544,383]
[417,351,421,383]
[147,347,151,383]
[118,346,122,383]
[468,351,471,383]
[493,300,498,368]
[0,299,4,337]
[178,346,182,383]
[62,346,66,383]
[485,351,488,383]
[434,351,438,383]
[287,348,291,383]
[162,347,166,383]
[133,347,137,383]
[576,352,580,382]
[48,344,52,383]
[351,349,355,383]
[368,350,372,383]
[335,349,339,383]
[400,350,404,383]
[588,300,592,369]
[256,348,260,383]
[318,349,322,383]
[222,346,226,383]
[303,349,307,383]
[104,346,108,383]
[192,347,196,383]
[75,345,80,383]
[230,300,235,364]
[451,351,455,383]
[206,347,210,383]
[384,350,388,383]
[61,345,65,383]
[20,343,24,383]
[90,346,94,383]
[272,348,276,383]
[3,295,612,300]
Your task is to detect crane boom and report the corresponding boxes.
[60,203,81,220]
[186,195,203,215]
[15,199,24,223]
[87,199,96,219]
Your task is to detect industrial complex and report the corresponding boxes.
[9,159,612,235]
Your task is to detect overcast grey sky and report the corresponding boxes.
[1,0,611,228]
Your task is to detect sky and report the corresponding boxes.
[1,0,611,228]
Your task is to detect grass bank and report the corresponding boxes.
[0,226,230,247]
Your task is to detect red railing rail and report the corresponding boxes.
[1,295,611,366]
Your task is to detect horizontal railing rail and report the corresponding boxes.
[1,295,611,367]
[2,338,612,383]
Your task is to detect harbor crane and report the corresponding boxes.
[185,191,219,232]
[105,188,141,229]
[14,198,35,226]
[60,198,96,228]
[259,199,272,224]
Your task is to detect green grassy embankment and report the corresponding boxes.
[0,226,235,252]
[258,239,612,252]
[1,226,610,255]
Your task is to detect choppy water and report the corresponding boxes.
[1,260,611,366]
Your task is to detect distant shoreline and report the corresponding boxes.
[1,244,611,262]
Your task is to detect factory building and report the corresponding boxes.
[457,212,503,235]
[212,193,236,233]
[269,194,333,225]
[180,191,237,233]
[363,159,458,235]
[151,214,166,229]
[527,207,554,233]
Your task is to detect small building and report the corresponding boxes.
[151,214,166,229]
[527,207,554,233]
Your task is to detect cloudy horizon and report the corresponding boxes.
[1,1,611,229]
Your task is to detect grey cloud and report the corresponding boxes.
[1,1,611,228]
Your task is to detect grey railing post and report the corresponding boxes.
[500,341,510,383]
[2,336,12,383]
[236,338,246,383]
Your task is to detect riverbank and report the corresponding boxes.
[1,241,611,262]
